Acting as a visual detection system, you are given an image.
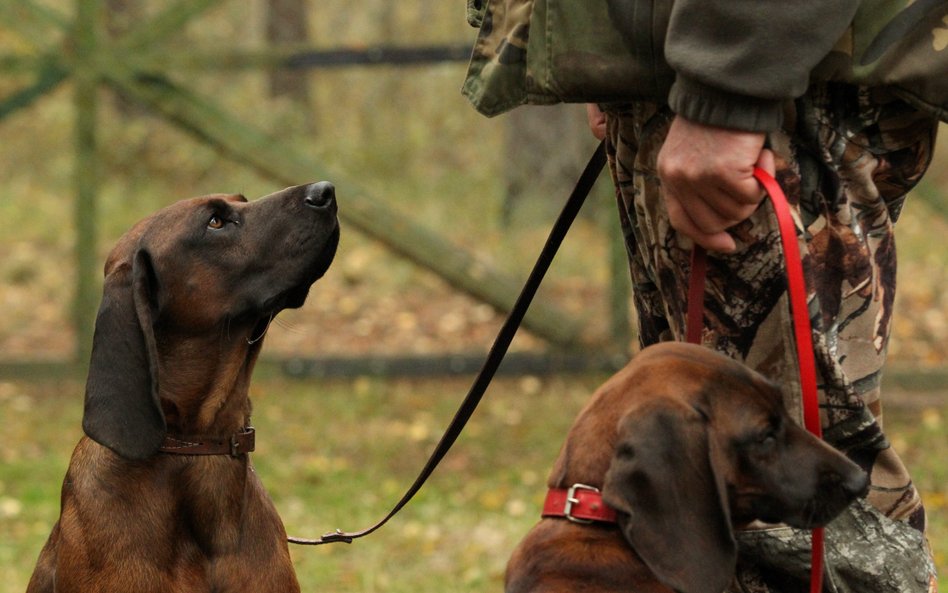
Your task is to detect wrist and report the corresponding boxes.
[668,76,785,133]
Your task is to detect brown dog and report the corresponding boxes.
[506,342,869,593]
[27,183,339,593]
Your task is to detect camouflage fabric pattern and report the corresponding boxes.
[463,0,948,120]
[467,0,486,27]
[603,84,939,592]
[735,499,935,593]
[461,0,674,116]
[462,0,536,116]
[824,0,948,120]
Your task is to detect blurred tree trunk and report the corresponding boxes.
[503,104,591,224]
[105,0,139,35]
[266,0,312,104]
[106,0,143,115]
[358,0,398,141]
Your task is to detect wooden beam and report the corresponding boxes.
[116,0,228,50]
[0,53,60,73]
[0,63,67,121]
[126,44,473,72]
[0,1,68,48]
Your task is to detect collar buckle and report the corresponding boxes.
[564,483,599,524]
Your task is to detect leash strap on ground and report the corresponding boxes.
[686,167,825,593]
[287,140,608,546]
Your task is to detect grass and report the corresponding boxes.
[1,373,945,592]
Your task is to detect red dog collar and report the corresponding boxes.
[542,484,618,524]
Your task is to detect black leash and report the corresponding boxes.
[288,140,607,546]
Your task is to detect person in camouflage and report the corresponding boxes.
[464,1,946,591]
[603,87,938,593]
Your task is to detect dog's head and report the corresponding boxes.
[601,343,868,593]
[82,183,339,460]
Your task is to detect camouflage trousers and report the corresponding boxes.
[603,84,939,593]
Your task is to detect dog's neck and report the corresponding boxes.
[156,331,261,437]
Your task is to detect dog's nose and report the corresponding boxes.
[304,181,335,210]
[843,467,870,498]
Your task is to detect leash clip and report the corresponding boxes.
[320,529,354,544]
[564,483,599,525]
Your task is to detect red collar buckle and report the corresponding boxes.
[542,483,618,525]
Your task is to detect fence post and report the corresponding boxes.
[73,0,101,364]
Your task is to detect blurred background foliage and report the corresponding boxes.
[0,0,946,367]
[0,1,945,591]
[0,0,618,365]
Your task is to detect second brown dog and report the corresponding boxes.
[506,342,868,593]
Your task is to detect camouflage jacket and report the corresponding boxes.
[463,0,948,130]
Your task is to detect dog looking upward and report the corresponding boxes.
[28,182,339,593]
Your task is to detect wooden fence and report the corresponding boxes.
[0,0,629,374]
[5,1,942,382]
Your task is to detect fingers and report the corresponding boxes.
[664,176,762,227]
[657,116,771,252]
[586,104,607,141]
[664,191,740,253]
[756,147,776,177]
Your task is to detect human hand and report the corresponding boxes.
[586,104,606,140]
[657,116,775,253]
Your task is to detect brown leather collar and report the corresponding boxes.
[159,427,255,457]
[542,484,618,524]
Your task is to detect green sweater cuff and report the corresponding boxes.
[668,76,785,132]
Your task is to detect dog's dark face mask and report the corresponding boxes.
[601,346,867,593]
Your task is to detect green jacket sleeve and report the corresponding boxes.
[662,0,861,131]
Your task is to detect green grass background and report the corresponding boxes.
[1,373,944,592]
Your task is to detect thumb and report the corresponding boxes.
[755,148,776,178]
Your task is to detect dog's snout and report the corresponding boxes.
[304,181,335,210]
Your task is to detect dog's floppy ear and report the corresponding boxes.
[602,401,735,593]
[82,249,165,460]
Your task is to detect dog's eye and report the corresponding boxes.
[207,215,226,230]
[754,428,778,452]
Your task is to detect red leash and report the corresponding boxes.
[687,167,824,593]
